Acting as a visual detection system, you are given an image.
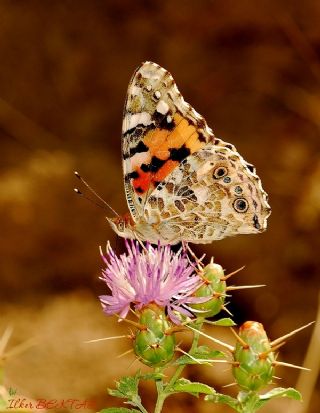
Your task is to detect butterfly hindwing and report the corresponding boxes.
[143,144,271,243]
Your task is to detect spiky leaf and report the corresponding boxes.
[255,387,302,408]
[210,318,236,327]
[175,346,225,365]
[205,393,239,411]
[108,375,140,402]
[172,378,215,396]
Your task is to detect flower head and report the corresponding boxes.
[99,240,203,324]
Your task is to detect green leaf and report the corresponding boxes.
[175,346,225,365]
[207,318,236,327]
[172,378,216,397]
[205,393,239,411]
[260,387,302,401]
[206,388,302,412]
[108,375,140,402]
[195,345,226,357]
[100,409,141,413]
[256,387,302,408]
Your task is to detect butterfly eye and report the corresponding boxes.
[118,220,125,232]
[213,166,228,179]
[233,198,249,213]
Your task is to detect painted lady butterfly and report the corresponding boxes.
[108,62,271,244]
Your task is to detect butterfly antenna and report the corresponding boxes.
[74,188,109,210]
[74,171,119,216]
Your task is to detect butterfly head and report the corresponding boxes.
[107,213,136,239]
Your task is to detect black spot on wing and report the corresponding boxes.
[123,140,149,160]
[253,214,261,230]
[153,110,175,130]
[160,116,175,130]
[246,163,256,173]
[127,171,139,179]
[126,126,144,139]
[140,156,166,173]
[198,132,206,143]
[169,145,191,162]
[135,186,144,194]
[131,141,148,155]
[150,156,166,172]
[140,163,149,172]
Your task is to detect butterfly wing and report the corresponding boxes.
[122,61,271,244]
[143,144,271,244]
[122,61,215,221]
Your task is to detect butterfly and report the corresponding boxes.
[107,61,271,245]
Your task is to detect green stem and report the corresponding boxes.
[134,399,149,413]
[240,405,257,413]
[154,380,166,413]
[153,321,203,413]
[237,391,259,413]
[167,321,202,390]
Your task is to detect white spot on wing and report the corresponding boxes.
[129,152,151,169]
[155,90,161,99]
[156,100,169,115]
[130,85,141,96]
[125,112,152,131]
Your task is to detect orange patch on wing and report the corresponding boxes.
[143,113,204,157]
[153,159,179,182]
[133,169,152,194]
[144,129,170,160]
[133,114,206,190]
[170,114,205,153]
[185,131,204,153]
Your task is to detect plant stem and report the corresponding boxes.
[237,391,260,413]
[134,399,149,413]
[154,380,166,413]
[153,321,203,413]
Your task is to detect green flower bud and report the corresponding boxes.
[133,305,175,367]
[191,263,226,318]
[232,321,275,391]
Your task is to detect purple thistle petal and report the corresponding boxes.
[99,240,203,324]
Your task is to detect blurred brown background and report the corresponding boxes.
[0,1,319,412]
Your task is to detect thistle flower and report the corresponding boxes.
[99,240,204,324]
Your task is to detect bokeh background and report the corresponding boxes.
[0,1,319,412]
